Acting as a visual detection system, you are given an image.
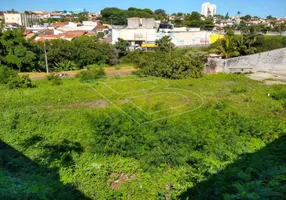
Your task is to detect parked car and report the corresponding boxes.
[59,73,69,78]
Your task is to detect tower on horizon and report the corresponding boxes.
[201,2,217,17]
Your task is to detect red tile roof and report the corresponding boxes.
[39,29,54,35]
[63,31,86,39]
[96,25,108,31]
[23,29,32,36]
[50,22,69,27]
[26,33,36,39]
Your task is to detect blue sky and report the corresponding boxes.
[1,0,285,18]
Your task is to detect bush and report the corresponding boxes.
[47,73,62,85]
[7,75,36,89]
[77,67,105,81]
[133,49,207,79]
[255,35,286,53]
[0,65,18,84]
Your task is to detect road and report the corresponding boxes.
[19,66,136,80]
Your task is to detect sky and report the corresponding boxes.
[0,0,285,18]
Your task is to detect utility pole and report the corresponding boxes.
[43,39,49,74]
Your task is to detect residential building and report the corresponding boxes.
[4,13,40,27]
[95,25,110,35]
[201,2,217,17]
[49,12,65,19]
[34,29,87,41]
[112,17,210,47]
[218,19,234,27]
[0,12,4,21]
[56,22,96,32]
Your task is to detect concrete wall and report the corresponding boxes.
[142,18,154,28]
[127,18,141,28]
[205,48,286,74]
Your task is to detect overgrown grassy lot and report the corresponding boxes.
[0,74,285,199]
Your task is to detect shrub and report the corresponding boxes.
[0,65,18,84]
[271,85,286,108]
[77,67,105,81]
[255,35,286,53]
[47,73,62,85]
[134,49,207,79]
[231,87,248,94]
[7,75,36,89]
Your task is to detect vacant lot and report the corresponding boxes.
[0,74,285,199]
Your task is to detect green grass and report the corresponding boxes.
[87,63,135,69]
[0,74,285,199]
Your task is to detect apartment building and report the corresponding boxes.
[201,2,217,17]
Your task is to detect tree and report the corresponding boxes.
[211,28,261,58]
[241,15,252,21]
[266,15,276,20]
[154,9,166,16]
[143,8,153,15]
[155,36,175,52]
[233,35,257,56]
[225,12,229,19]
[188,11,201,21]
[237,11,241,16]
[210,36,239,58]
[201,20,215,31]
[114,38,129,57]
[7,9,17,13]
[0,29,37,72]
[135,49,207,79]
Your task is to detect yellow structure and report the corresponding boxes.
[141,43,157,48]
[210,34,224,44]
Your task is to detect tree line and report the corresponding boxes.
[100,7,167,25]
[0,28,119,72]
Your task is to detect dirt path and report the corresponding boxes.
[246,72,286,85]
[19,66,136,80]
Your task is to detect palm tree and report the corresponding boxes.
[237,11,241,16]
[210,36,239,58]
[233,35,257,56]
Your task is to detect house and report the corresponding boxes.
[34,29,87,41]
[219,19,234,27]
[50,22,69,28]
[4,13,40,27]
[31,11,51,20]
[49,12,65,19]
[57,22,96,32]
[95,25,110,35]
[4,22,22,30]
[63,31,87,41]
[0,12,4,21]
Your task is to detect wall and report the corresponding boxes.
[113,28,157,42]
[210,34,224,44]
[142,18,155,28]
[111,29,119,44]
[4,13,22,25]
[112,29,224,46]
[205,48,286,74]
[127,18,141,28]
